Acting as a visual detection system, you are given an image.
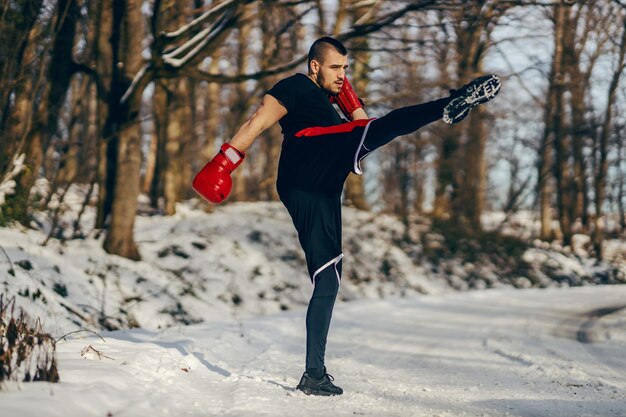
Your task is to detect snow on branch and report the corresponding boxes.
[124,0,443,95]
[120,0,237,104]
[162,9,234,68]
[0,153,26,207]
[179,55,307,83]
[160,0,241,40]
[175,0,440,84]
[338,0,438,40]
[120,64,151,104]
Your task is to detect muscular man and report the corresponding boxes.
[193,36,501,396]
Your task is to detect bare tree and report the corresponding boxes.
[15,0,626,265]
[537,1,567,241]
[593,7,626,257]
[101,0,146,260]
[431,1,512,230]
[0,0,45,174]
[616,124,626,232]
[1,0,77,224]
[343,0,376,211]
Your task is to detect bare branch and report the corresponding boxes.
[160,0,241,41]
[163,7,238,68]
[172,0,443,84]
[174,55,307,83]
[120,63,151,104]
[56,328,106,343]
[337,0,439,41]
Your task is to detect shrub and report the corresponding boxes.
[0,294,59,386]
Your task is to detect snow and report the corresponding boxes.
[1,286,626,416]
[1,195,626,415]
[0,153,25,207]
[1,200,453,337]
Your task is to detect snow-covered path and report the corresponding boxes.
[3,286,626,417]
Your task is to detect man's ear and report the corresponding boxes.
[310,59,320,75]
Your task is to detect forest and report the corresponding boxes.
[1,0,625,261]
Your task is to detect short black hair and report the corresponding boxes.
[308,36,347,72]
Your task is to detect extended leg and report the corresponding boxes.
[359,74,502,160]
[363,98,449,151]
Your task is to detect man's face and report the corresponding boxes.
[310,48,348,95]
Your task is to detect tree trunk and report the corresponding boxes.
[433,128,459,221]
[618,133,625,232]
[563,13,589,230]
[230,3,254,201]
[142,85,159,195]
[4,0,76,225]
[413,144,426,214]
[451,1,492,230]
[95,0,114,229]
[149,81,168,209]
[462,107,488,227]
[255,1,289,202]
[432,15,456,220]
[159,0,193,214]
[538,1,567,242]
[203,58,221,163]
[593,12,626,257]
[552,1,574,246]
[163,78,193,214]
[102,0,145,260]
[58,75,91,184]
[0,0,44,172]
[342,1,371,211]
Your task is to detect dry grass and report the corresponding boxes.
[0,294,59,386]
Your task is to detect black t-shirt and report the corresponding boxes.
[266,73,343,137]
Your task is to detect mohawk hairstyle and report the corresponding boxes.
[308,36,347,72]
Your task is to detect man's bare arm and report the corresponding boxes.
[230,94,287,152]
[351,107,368,120]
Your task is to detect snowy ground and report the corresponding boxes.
[2,198,624,338]
[2,285,626,417]
[1,194,626,415]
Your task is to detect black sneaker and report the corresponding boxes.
[443,74,502,124]
[296,371,343,396]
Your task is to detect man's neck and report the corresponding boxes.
[307,73,321,89]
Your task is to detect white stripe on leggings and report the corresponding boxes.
[353,118,376,175]
[312,253,343,286]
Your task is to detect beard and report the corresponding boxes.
[316,71,339,96]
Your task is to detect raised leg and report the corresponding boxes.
[357,97,450,161]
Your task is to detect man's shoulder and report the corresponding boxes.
[273,73,316,89]
[267,74,319,105]
[283,72,306,80]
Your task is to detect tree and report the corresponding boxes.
[0,0,44,173]
[101,0,146,260]
[593,6,626,257]
[158,0,195,214]
[1,0,76,225]
[433,1,510,230]
[343,0,376,211]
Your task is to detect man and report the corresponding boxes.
[193,36,501,396]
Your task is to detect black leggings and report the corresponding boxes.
[360,97,449,158]
[306,259,341,375]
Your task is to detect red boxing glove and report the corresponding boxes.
[330,76,364,119]
[192,143,245,204]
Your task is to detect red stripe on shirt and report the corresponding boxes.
[294,118,374,137]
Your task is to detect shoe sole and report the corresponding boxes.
[443,74,501,124]
[296,385,342,396]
